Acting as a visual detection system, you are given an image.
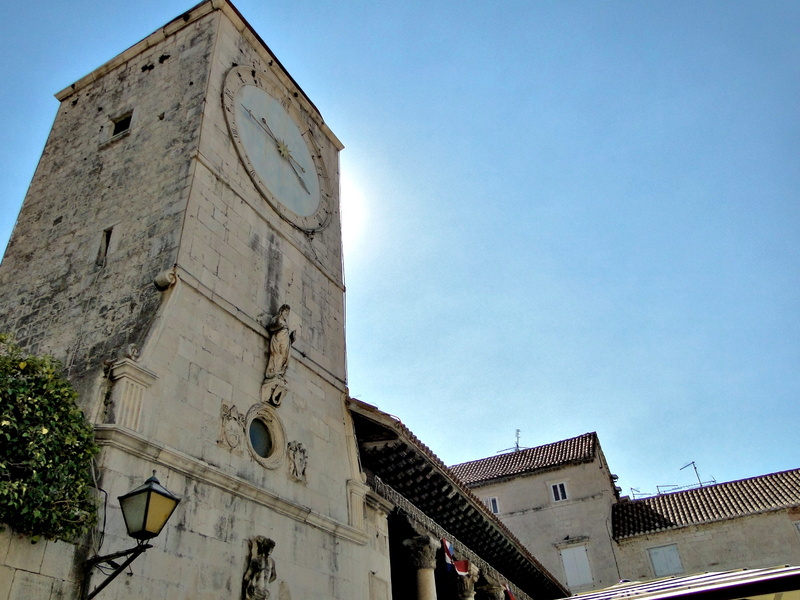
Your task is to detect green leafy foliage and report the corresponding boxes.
[0,335,99,541]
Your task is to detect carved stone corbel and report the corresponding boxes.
[261,379,289,407]
[154,268,177,290]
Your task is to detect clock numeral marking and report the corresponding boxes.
[224,89,234,100]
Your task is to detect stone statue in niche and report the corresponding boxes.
[242,536,277,600]
[287,441,308,482]
[263,305,295,380]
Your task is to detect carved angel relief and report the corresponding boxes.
[287,441,308,482]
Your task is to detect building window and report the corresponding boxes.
[560,544,592,588]
[551,482,568,502]
[484,497,500,514]
[112,112,133,137]
[95,227,113,266]
[648,544,684,577]
[245,404,286,470]
[249,418,273,458]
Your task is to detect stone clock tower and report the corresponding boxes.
[0,2,386,598]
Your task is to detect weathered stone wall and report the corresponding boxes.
[81,433,382,599]
[190,12,346,375]
[0,4,379,599]
[0,530,81,600]
[0,11,216,409]
[471,460,620,593]
[615,509,800,580]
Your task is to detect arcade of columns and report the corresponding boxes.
[402,535,510,600]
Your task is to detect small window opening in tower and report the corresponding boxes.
[112,112,132,136]
[96,227,113,266]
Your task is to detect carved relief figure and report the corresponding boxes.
[220,403,246,451]
[287,441,308,481]
[243,536,277,600]
[264,305,295,380]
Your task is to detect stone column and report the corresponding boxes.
[403,535,441,600]
[455,562,480,600]
[478,573,507,600]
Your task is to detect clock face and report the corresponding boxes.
[223,67,330,231]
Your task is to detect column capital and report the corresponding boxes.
[402,535,441,570]
[455,562,481,600]
[478,573,506,600]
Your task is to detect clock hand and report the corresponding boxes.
[242,104,310,194]
[285,153,306,173]
[286,160,311,194]
[241,105,279,143]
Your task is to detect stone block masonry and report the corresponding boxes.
[0,16,217,409]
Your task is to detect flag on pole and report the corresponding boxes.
[504,584,518,600]
[441,538,470,576]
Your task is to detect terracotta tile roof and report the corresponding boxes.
[449,432,598,487]
[613,468,800,539]
[348,398,569,599]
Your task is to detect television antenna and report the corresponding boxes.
[497,429,529,453]
[680,461,703,487]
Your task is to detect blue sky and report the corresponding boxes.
[1,1,798,497]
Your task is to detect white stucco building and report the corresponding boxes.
[452,433,800,594]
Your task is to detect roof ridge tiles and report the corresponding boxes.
[449,432,599,486]
[613,467,800,538]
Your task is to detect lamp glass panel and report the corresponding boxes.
[120,492,148,535]
[145,492,178,535]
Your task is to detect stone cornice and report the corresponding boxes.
[94,424,368,545]
[110,358,158,387]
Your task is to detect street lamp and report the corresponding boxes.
[81,471,180,600]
